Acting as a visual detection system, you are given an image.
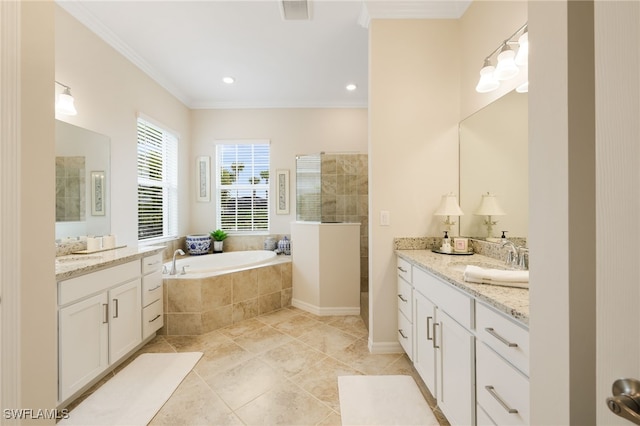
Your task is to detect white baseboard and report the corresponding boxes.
[292,299,360,316]
[368,339,403,354]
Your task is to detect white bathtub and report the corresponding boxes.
[165,250,279,276]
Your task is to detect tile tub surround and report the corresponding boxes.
[396,249,529,325]
[162,259,293,335]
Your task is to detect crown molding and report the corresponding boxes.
[56,1,192,106]
[359,0,472,28]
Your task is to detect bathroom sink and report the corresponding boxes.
[448,261,511,273]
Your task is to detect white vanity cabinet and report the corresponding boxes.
[413,266,475,426]
[396,252,530,426]
[475,302,530,425]
[141,252,164,339]
[396,257,413,359]
[58,260,142,404]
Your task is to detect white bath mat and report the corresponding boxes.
[60,352,202,426]
[338,375,439,426]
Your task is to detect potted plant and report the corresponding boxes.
[210,229,228,253]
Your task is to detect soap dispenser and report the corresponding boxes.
[500,231,508,242]
[441,231,452,253]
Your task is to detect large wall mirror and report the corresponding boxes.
[459,91,528,240]
[55,120,110,240]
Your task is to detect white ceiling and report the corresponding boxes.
[57,1,471,109]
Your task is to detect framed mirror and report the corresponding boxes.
[459,91,528,240]
[55,120,110,240]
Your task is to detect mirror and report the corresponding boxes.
[459,91,528,239]
[55,120,110,240]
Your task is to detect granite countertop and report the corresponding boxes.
[56,245,166,281]
[396,249,529,326]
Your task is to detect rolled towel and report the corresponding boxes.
[463,265,529,284]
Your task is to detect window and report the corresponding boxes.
[137,117,178,241]
[215,141,270,232]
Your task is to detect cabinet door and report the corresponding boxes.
[109,278,142,363]
[437,309,475,426]
[413,291,437,395]
[59,292,109,402]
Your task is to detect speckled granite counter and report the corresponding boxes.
[396,249,529,326]
[56,245,165,281]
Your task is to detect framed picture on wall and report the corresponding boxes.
[91,171,106,216]
[196,156,210,202]
[276,169,289,215]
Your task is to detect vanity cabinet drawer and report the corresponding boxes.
[477,342,529,426]
[142,299,163,339]
[142,270,163,307]
[59,260,140,306]
[397,277,412,319]
[142,253,163,274]
[397,257,412,283]
[397,310,413,359]
[413,266,473,330]
[476,302,529,375]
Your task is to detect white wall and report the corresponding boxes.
[368,19,461,349]
[55,6,191,248]
[189,108,367,235]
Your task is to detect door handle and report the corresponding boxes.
[607,378,640,424]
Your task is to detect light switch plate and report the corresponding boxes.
[380,210,390,226]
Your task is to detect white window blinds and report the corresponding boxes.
[216,141,270,232]
[137,117,178,241]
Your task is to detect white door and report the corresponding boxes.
[108,278,142,363]
[595,2,640,424]
[59,292,109,402]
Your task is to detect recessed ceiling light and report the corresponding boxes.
[346,83,357,91]
[223,77,235,84]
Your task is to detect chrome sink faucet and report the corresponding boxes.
[501,240,528,270]
[169,249,185,275]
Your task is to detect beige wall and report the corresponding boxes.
[368,19,460,348]
[189,108,367,235]
[55,6,191,248]
[20,0,58,418]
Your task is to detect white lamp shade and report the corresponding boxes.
[515,31,529,66]
[56,90,77,116]
[434,193,464,216]
[494,46,519,81]
[475,64,500,93]
[474,193,505,216]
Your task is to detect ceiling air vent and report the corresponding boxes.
[280,0,310,20]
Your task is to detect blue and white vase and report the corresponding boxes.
[277,236,291,255]
[185,234,211,255]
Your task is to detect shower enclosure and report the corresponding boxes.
[292,152,370,327]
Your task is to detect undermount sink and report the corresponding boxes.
[448,261,511,273]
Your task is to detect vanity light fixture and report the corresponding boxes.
[474,23,528,93]
[55,81,77,116]
[474,192,505,238]
[346,83,357,91]
[434,193,464,233]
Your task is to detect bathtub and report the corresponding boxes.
[162,250,292,335]
[165,250,278,276]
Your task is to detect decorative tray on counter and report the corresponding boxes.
[431,248,474,256]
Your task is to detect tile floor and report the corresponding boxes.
[68,307,449,425]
